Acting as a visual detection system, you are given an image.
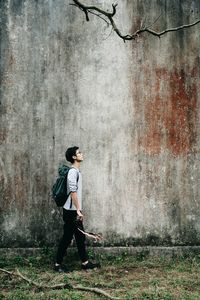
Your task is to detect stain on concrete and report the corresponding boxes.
[141,64,198,156]
[0,128,7,144]
[13,153,28,211]
[0,176,12,213]
[0,1,9,103]
[167,68,197,156]
[10,0,25,16]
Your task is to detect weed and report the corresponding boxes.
[132,280,142,287]
[0,293,4,300]
[136,250,149,261]
[0,256,8,268]
[149,278,160,286]
[87,247,95,259]
[70,293,84,300]
[13,256,24,267]
[0,254,199,300]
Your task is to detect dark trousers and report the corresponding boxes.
[56,209,88,264]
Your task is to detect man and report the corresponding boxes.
[54,146,100,272]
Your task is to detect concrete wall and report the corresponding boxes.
[0,0,200,247]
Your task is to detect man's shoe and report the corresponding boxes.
[54,264,68,273]
[81,261,101,270]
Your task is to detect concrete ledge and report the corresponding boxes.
[0,246,200,258]
[94,246,200,257]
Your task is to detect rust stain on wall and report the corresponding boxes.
[0,128,7,144]
[141,94,163,155]
[0,178,12,212]
[141,65,198,156]
[8,53,16,66]
[165,68,197,156]
[13,154,27,210]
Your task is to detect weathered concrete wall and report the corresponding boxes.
[0,0,200,247]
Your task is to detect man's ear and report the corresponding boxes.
[72,155,76,160]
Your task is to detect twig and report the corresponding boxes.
[0,268,15,276]
[0,268,121,300]
[72,0,117,18]
[76,285,121,299]
[71,0,200,41]
[0,268,72,289]
[87,10,110,26]
[103,27,114,40]
[77,227,103,242]
[144,19,200,37]
[146,13,162,29]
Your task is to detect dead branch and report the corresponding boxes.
[0,268,72,290]
[143,20,200,37]
[87,10,110,26]
[76,285,121,299]
[77,227,103,242]
[0,268,121,300]
[71,0,200,42]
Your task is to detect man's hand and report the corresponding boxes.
[77,210,83,221]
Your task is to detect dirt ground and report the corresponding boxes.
[0,250,200,299]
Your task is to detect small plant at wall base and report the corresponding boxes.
[71,0,200,42]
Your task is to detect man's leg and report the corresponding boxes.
[74,221,100,269]
[55,210,75,266]
[74,220,88,263]
[56,222,74,265]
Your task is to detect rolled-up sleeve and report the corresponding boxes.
[68,169,78,192]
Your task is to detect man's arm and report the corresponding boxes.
[71,192,83,219]
[68,168,83,219]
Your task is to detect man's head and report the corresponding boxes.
[65,146,83,164]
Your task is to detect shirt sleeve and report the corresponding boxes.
[68,168,78,192]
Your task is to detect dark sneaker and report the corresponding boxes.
[54,264,68,273]
[81,261,101,270]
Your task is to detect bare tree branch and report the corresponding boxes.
[87,10,110,26]
[146,13,162,29]
[144,19,200,37]
[0,268,121,300]
[103,27,114,40]
[77,227,103,241]
[0,268,72,290]
[71,0,200,42]
[76,285,121,299]
[72,0,117,19]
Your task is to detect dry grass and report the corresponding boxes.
[0,250,200,299]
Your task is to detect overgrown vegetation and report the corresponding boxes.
[0,249,200,299]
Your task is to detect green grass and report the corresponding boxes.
[0,251,200,299]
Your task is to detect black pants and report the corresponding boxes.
[56,209,88,264]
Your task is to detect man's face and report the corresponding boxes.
[75,149,83,162]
